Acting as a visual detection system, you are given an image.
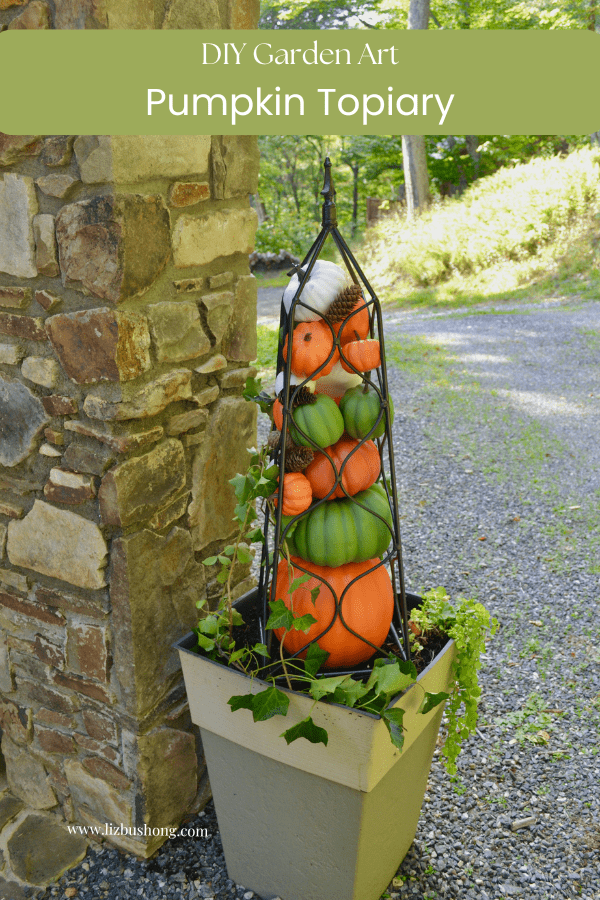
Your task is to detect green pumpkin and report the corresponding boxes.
[289,393,344,449]
[283,483,393,567]
[339,384,394,440]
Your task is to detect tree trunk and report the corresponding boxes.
[402,0,431,218]
[407,0,429,29]
[351,164,359,236]
[465,135,480,176]
[252,193,268,225]
[402,135,431,217]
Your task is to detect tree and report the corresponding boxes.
[339,137,377,235]
[259,0,383,29]
[402,0,431,217]
[383,0,596,30]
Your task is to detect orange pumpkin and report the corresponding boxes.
[273,398,283,431]
[275,472,313,517]
[283,321,337,380]
[304,437,380,499]
[341,339,381,373]
[332,296,371,346]
[273,556,394,668]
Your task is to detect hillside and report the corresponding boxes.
[363,147,600,308]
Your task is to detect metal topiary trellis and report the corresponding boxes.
[257,158,411,680]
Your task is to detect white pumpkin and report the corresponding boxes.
[313,361,362,399]
[274,371,316,396]
[282,260,348,322]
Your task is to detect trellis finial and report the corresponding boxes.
[320,157,337,227]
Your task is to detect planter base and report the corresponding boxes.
[202,699,443,900]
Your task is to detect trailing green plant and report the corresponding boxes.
[408,587,499,774]
[196,438,278,654]
[194,378,497,772]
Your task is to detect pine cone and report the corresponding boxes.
[277,385,317,408]
[325,284,364,323]
[266,430,313,471]
[284,444,314,472]
[267,430,282,451]
[267,429,296,451]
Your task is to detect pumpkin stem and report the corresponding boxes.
[304,332,312,342]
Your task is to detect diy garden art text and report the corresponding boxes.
[147,39,455,126]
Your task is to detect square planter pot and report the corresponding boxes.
[176,589,456,900]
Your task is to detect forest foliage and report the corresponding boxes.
[253,0,599,306]
[254,134,591,255]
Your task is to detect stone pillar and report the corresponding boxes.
[0,0,260,866]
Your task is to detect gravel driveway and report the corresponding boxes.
[41,297,600,900]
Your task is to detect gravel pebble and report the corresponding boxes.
[38,298,600,900]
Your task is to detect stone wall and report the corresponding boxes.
[0,2,260,868]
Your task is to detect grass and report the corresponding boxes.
[253,270,290,289]
[253,324,279,382]
[363,148,600,309]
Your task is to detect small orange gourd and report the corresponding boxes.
[273,556,394,668]
[341,339,381,373]
[304,437,380,499]
[283,321,337,380]
[332,297,371,346]
[275,472,313,517]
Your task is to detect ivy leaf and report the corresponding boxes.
[246,526,265,543]
[366,661,416,698]
[228,687,289,721]
[266,599,295,631]
[255,475,278,498]
[231,609,244,627]
[264,464,280,480]
[333,678,370,708]
[281,716,328,746]
[242,375,262,401]
[216,570,229,584]
[397,658,418,680]
[310,586,321,605]
[419,691,450,715]
[196,633,216,652]
[237,544,253,565]
[234,503,249,524]
[217,555,231,567]
[383,709,406,751]
[280,515,299,539]
[197,615,220,636]
[229,473,252,504]
[228,693,255,713]
[251,687,290,721]
[291,613,317,634]
[243,376,273,415]
[309,675,351,702]
[252,643,270,658]
[229,648,248,665]
[304,643,329,677]
[203,555,218,567]
[289,573,311,593]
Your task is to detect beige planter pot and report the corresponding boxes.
[176,590,456,900]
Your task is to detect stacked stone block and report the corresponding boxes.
[0,126,259,869]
